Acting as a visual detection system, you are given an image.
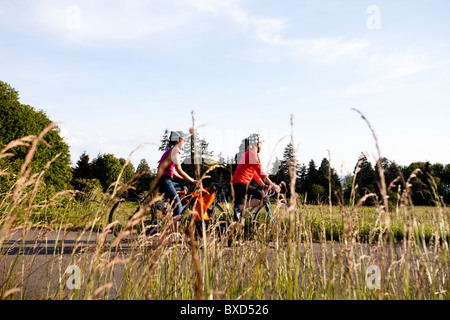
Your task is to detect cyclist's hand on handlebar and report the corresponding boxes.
[269,183,281,194]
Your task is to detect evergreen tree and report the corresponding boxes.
[316,158,341,204]
[207,152,233,184]
[181,129,198,164]
[234,138,248,165]
[272,142,301,196]
[375,157,401,206]
[352,153,377,204]
[180,129,215,180]
[443,164,450,204]
[401,161,437,205]
[199,138,213,159]
[280,143,296,179]
[217,152,226,166]
[304,159,319,202]
[73,151,94,180]
[270,157,281,176]
[133,158,154,197]
[136,158,151,176]
[316,158,330,188]
[119,158,135,184]
[159,129,170,151]
[297,163,308,195]
[71,151,102,195]
[306,159,318,189]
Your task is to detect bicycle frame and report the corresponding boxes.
[250,194,277,223]
[210,184,277,227]
[110,181,278,239]
[143,183,197,236]
[212,187,233,221]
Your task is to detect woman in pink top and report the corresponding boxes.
[155,131,197,235]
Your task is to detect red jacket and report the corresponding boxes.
[232,149,267,186]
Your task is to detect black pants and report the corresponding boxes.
[233,183,264,206]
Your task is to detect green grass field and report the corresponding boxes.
[1,128,448,300]
[1,184,448,299]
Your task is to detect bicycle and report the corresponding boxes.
[108,180,230,242]
[108,179,198,240]
[208,183,286,244]
[108,179,287,245]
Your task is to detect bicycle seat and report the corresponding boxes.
[213,183,230,191]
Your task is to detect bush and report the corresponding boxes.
[71,178,103,200]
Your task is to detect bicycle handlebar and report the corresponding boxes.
[264,191,277,198]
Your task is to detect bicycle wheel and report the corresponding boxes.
[210,203,229,232]
[208,202,238,245]
[250,200,286,242]
[145,202,167,236]
[108,198,156,238]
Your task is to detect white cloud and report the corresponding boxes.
[265,85,291,95]
[277,37,370,60]
[2,0,371,58]
[252,17,288,44]
[338,52,447,96]
[186,0,238,13]
[187,0,370,60]
[59,125,84,148]
[0,1,191,46]
[369,53,441,79]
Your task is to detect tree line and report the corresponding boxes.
[1,81,449,206]
[70,132,450,207]
[268,145,450,206]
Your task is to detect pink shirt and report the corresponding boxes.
[158,147,181,179]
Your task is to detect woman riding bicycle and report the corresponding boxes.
[232,133,281,221]
[154,131,197,235]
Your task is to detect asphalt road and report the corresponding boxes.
[0,228,432,300]
[1,228,122,299]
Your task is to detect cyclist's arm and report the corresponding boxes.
[174,164,196,183]
[262,176,281,193]
[248,150,271,187]
[249,149,280,192]
[172,169,184,180]
[255,173,279,192]
[253,172,265,187]
[172,151,196,184]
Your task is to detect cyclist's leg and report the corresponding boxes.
[172,181,184,192]
[157,178,183,233]
[158,179,183,214]
[170,182,183,218]
[241,184,264,217]
[233,183,247,221]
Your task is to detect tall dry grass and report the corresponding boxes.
[0,117,449,300]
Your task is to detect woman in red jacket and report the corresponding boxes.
[232,133,280,220]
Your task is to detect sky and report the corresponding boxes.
[1,0,449,176]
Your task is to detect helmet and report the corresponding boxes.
[248,133,263,148]
[169,131,188,142]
